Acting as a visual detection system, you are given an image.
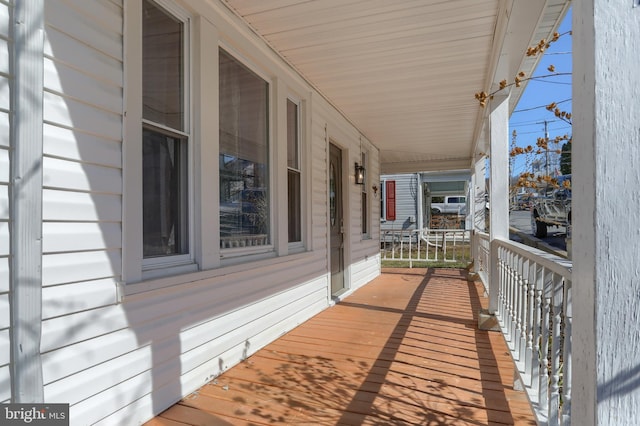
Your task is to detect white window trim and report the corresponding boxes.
[123,0,196,284]
[287,95,304,251]
[218,44,276,263]
[122,3,315,289]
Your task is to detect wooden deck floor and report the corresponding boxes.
[146,269,536,425]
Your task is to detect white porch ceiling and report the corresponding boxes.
[221,0,570,174]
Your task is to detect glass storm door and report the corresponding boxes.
[329,143,344,295]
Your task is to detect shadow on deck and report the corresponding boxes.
[146,268,535,425]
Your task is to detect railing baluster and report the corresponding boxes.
[540,270,551,412]
[562,277,572,426]
[533,286,543,403]
[525,266,535,387]
[508,252,517,345]
[513,254,524,359]
[519,257,529,365]
[498,249,507,326]
[549,272,563,426]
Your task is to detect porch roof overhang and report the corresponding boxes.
[221,0,570,174]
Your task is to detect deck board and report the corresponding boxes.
[147,268,536,425]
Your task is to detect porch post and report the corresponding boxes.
[572,2,640,425]
[472,157,486,233]
[11,0,45,402]
[488,94,509,313]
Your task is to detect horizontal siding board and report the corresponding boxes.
[69,367,154,424]
[43,123,121,169]
[0,294,8,329]
[42,328,141,384]
[45,287,326,406]
[61,0,124,35]
[43,157,122,194]
[46,0,123,60]
[41,304,128,353]
[69,297,328,426]
[43,92,122,142]
[0,329,9,366]
[42,273,326,383]
[179,289,327,376]
[44,57,122,114]
[0,221,7,256]
[45,343,152,405]
[44,26,122,86]
[0,148,8,182]
[0,185,7,219]
[42,250,121,287]
[0,75,8,110]
[0,112,8,148]
[0,365,10,402]
[43,222,121,253]
[179,279,327,357]
[0,2,8,39]
[124,257,327,326]
[0,41,8,75]
[0,258,8,292]
[43,189,122,222]
[43,279,118,319]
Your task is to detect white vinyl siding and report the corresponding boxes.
[40,0,124,418]
[30,0,381,424]
[380,173,420,232]
[0,0,11,404]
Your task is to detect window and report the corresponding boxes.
[142,0,190,260]
[219,49,270,249]
[287,99,301,243]
[361,152,369,236]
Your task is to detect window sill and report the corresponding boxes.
[121,250,315,301]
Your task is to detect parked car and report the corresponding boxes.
[431,195,467,215]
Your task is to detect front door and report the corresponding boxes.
[329,143,344,295]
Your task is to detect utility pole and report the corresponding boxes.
[544,120,549,177]
[535,120,551,177]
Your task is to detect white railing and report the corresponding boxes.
[474,231,490,291]
[490,237,572,426]
[380,228,471,266]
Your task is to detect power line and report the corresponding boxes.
[513,98,571,113]
[511,118,562,127]
[513,126,571,136]
[529,78,572,86]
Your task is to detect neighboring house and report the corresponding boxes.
[380,171,472,232]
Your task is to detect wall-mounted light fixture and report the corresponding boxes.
[371,184,379,198]
[354,162,365,185]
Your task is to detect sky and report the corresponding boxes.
[508,8,572,179]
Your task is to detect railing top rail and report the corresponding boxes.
[475,230,490,239]
[493,236,572,278]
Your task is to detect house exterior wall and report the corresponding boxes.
[380,173,419,232]
[572,1,640,424]
[3,0,381,423]
[380,171,471,233]
[0,0,11,405]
